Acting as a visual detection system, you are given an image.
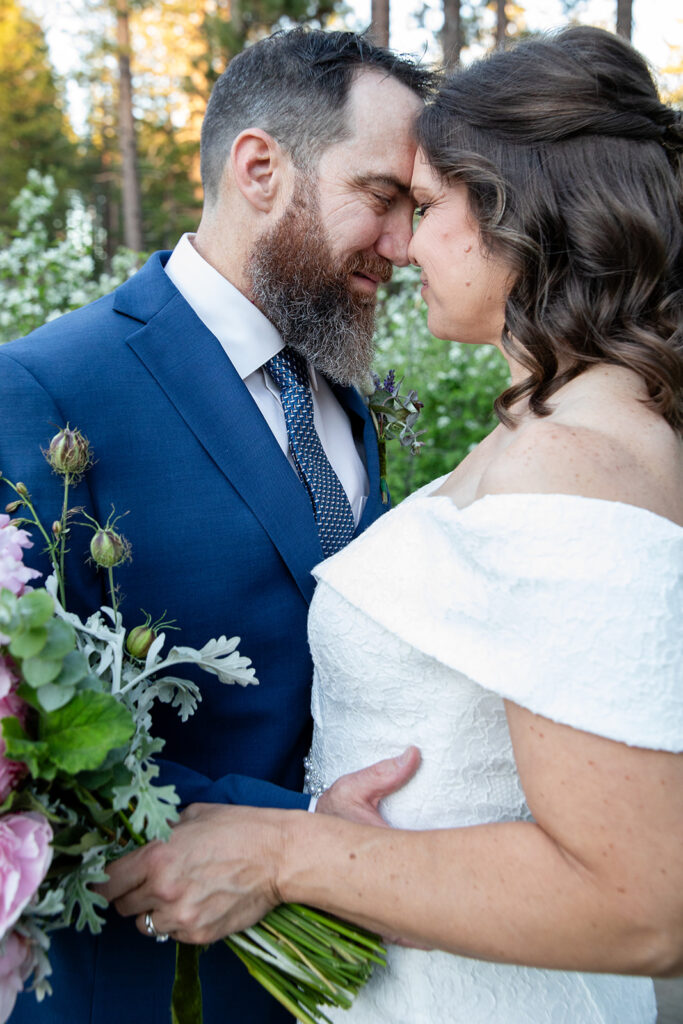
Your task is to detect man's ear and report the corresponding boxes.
[230,128,290,213]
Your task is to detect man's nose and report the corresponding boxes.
[375,207,414,267]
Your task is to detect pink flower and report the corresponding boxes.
[0,688,27,802]
[0,515,41,600]
[0,660,15,702]
[0,931,32,1024]
[0,814,52,937]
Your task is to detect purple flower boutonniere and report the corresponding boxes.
[364,371,425,504]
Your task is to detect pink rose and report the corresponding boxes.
[0,688,27,802]
[0,814,52,937]
[0,931,32,1024]
[0,515,41,601]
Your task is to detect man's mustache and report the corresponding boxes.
[343,253,393,284]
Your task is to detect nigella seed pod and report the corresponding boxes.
[90,528,129,569]
[126,624,156,660]
[46,426,92,476]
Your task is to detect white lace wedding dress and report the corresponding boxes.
[306,481,683,1023]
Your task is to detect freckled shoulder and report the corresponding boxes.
[478,419,681,520]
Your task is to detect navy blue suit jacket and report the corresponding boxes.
[0,252,387,1023]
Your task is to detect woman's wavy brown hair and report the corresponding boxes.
[417,26,683,432]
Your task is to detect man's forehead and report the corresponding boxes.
[344,69,423,134]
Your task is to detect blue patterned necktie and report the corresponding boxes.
[266,346,355,557]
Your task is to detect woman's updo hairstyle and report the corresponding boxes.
[417,26,683,431]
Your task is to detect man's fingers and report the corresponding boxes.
[317,746,421,823]
[347,746,421,805]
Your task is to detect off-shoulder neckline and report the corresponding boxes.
[405,488,683,533]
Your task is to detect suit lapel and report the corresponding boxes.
[115,258,324,604]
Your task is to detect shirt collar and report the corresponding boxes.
[165,233,314,383]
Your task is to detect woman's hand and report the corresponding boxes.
[99,804,289,944]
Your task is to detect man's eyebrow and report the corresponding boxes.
[352,173,413,197]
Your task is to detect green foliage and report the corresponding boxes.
[196,0,339,92]
[137,119,202,250]
[373,266,511,503]
[0,0,77,239]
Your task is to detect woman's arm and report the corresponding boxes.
[100,707,683,977]
[272,706,683,976]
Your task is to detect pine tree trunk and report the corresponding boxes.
[441,0,462,68]
[495,0,508,48]
[116,0,143,252]
[616,0,632,39]
[369,0,390,48]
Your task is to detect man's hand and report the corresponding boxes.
[315,746,421,826]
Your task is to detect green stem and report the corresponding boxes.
[107,566,118,617]
[57,474,70,607]
[117,808,144,846]
[7,485,57,567]
[171,943,203,1024]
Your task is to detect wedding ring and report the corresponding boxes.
[144,911,169,943]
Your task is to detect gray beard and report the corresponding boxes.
[247,187,385,387]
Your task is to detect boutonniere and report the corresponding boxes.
[363,370,425,504]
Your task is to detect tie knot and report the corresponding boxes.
[266,346,309,392]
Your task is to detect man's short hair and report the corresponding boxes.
[200,27,436,205]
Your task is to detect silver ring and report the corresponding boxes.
[144,911,169,943]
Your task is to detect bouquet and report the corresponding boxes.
[0,428,386,1024]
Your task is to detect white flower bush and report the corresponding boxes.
[0,172,140,345]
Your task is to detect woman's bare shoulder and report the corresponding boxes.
[478,414,683,525]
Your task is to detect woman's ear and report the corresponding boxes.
[230,128,290,213]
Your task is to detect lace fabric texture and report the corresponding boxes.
[306,485,682,1022]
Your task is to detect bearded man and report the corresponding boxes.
[0,27,434,1024]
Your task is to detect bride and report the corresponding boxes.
[103,26,682,1022]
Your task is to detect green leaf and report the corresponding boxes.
[22,655,63,687]
[15,681,43,711]
[52,827,108,857]
[59,848,111,933]
[0,589,18,628]
[69,783,118,830]
[41,617,76,660]
[76,757,132,795]
[54,650,90,689]
[2,716,53,779]
[9,625,48,659]
[39,691,135,774]
[76,673,107,693]
[112,760,179,841]
[35,681,76,711]
[16,589,54,628]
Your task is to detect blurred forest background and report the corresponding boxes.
[0,0,681,498]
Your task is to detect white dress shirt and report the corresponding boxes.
[164,234,368,525]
